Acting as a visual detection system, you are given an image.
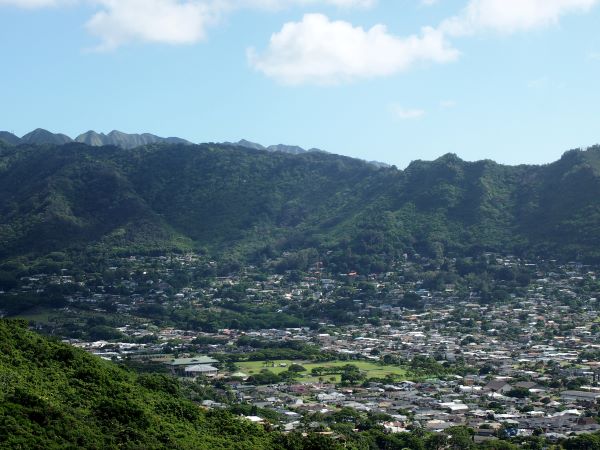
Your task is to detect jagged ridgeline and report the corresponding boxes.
[1,140,600,268]
[0,319,279,449]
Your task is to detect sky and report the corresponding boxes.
[1,0,600,168]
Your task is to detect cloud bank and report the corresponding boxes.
[248,13,459,85]
[0,0,74,7]
[86,0,217,50]
[248,0,599,84]
[1,0,598,84]
[441,0,599,36]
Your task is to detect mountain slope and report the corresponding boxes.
[76,130,192,149]
[225,139,325,155]
[0,131,21,146]
[1,142,600,267]
[0,319,278,449]
[0,142,190,257]
[75,130,106,146]
[21,128,73,145]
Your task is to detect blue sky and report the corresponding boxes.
[1,0,599,168]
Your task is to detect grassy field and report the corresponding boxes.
[235,359,408,382]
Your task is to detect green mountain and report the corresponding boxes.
[1,141,600,270]
[0,131,21,146]
[0,319,284,449]
[21,128,73,145]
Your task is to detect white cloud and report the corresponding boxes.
[0,0,377,9]
[86,0,219,50]
[241,0,376,8]
[1,0,376,49]
[86,0,374,50]
[324,0,374,5]
[390,104,425,120]
[0,0,75,7]
[4,0,598,79]
[248,13,459,85]
[441,0,599,36]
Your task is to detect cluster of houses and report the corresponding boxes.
[161,366,600,440]
[5,252,600,439]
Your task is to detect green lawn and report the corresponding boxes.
[235,359,408,382]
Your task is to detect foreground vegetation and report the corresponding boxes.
[0,319,283,449]
[2,319,600,449]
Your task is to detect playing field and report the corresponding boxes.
[235,359,407,382]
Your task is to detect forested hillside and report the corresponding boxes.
[0,319,279,449]
[2,141,600,271]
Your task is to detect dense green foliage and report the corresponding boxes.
[3,142,600,270]
[0,319,278,449]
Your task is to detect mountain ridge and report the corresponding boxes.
[0,129,333,158]
[22,128,73,145]
[222,139,326,155]
[75,129,194,149]
[0,131,21,145]
[1,140,600,268]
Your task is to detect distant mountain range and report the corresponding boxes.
[0,128,344,158]
[0,128,193,149]
[224,139,325,155]
[76,130,191,148]
[0,129,390,167]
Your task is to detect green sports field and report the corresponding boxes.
[235,359,408,382]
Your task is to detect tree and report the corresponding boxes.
[425,433,447,450]
[399,292,424,310]
[288,364,307,373]
[340,365,366,386]
[446,426,474,450]
[506,387,530,398]
[87,325,124,341]
[564,433,600,450]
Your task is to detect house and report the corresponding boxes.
[484,380,512,394]
[243,416,266,424]
[317,392,346,402]
[231,371,249,380]
[439,402,469,413]
[184,364,219,378]
[560,390,600,404]
[167,356,219,375]
[513,381,540,390]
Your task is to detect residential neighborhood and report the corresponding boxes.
[3,251,600,443]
